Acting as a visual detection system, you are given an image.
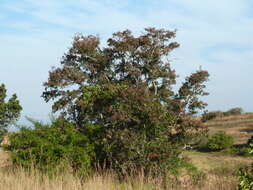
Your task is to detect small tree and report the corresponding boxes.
[0,84,22,140]
[42,28,209,175]
[176,70,209,115]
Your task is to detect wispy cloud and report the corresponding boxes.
[1,0,253,124]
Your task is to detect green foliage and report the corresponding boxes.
[206,131,234,151]
[247,136,253,155]
[80,83,186,176]
[4,118,94,175]
[231,146,253,157]
[230,137,253,157]
[0,84,22,141]
[238,163,253,190]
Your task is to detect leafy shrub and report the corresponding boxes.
[201,111,222,122]
[245,136,253,156]
[4,118,94,175]
[230,137,253,156]
[248,136,253,144]
[238,163,253,190]
[206,131,234,151]
[231,146,253,157]
[247,136,253,155]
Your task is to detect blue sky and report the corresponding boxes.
[0,0,253,125]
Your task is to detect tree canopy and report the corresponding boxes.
[42,28,209,175]
[43,28,209,121]
[0,84,22,138]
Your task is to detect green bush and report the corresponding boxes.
[247,136,253,155]
[238,163,253,190]
[248,136,253,144]
[231,146,253,157]
[230,137,253,156]
[247,135,253,146]
[206,131,234,151]
[4,118,94,175]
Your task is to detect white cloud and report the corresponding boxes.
[1,0,253,125]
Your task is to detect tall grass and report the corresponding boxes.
[0,166,238,190]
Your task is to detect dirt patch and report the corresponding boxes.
[0,148,11,168]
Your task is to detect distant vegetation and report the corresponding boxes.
[201,107,243,122]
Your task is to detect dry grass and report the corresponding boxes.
[0,166,240,190]
[183,151,252,171]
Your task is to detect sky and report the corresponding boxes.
[0,0,252,125]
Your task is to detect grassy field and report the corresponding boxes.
[0,113,252,189]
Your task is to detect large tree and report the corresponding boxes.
[0,84,22,138]
[43,28,209,175]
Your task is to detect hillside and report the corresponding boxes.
[205,112,253,144]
